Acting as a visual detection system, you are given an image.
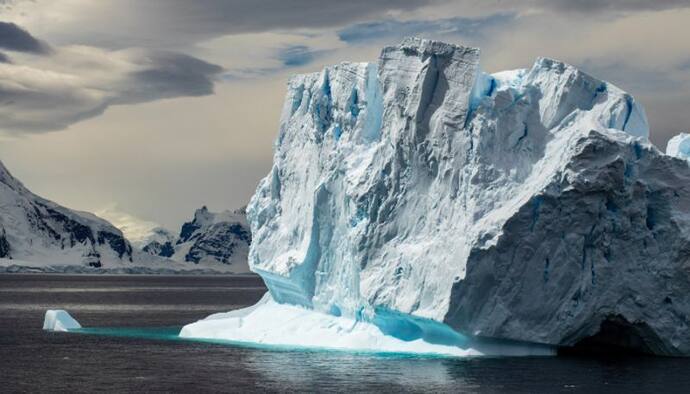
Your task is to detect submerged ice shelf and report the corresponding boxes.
[43,305,553,358]
[180,293,554,357]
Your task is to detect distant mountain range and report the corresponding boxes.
[141,206,251,272]
[0,160,251,274]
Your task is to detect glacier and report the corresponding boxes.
[182,38,690,356]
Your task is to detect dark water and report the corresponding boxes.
[2,274,690,393]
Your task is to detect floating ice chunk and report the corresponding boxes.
[667,133,690,161]
[43,309,81,332]
[180,294,554,357]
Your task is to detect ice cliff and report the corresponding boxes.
[185,38,690,355]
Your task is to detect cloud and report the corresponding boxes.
[276,45,329,67]
[338,13,516,45]
[536,0,690,14]
[95,204,165,247]
[0,21,51,54]
[0,27,223,134]
[4,0,434,49]
[0,52,10,63]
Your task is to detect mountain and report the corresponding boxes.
[183,38,690,356]
[0,160,133,267]
[140,227,176,257]
[142,206,251,272]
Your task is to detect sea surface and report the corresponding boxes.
[1,274,690,393]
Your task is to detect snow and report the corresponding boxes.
[666,132,690,161]
[180,293,554,357]
[43,310,81,332]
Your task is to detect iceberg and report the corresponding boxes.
[666,132,690,161]
[183,38,690,356]
[43,310,81,332]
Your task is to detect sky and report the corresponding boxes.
[0,0,689,238]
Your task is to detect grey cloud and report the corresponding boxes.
[119,52,223,104]
[536,0,690,13]
[276,45,331,67]
[0,52,10,63]
[0,21,51,54]
[338,13,516,45]
[0,44,223,133]
[21,0,434,49]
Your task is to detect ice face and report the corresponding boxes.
[43,310,81,332]
[247,37,650,317]
[234,38,690,355]
[666,132,690,161]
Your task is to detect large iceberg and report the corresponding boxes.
[183,38,690,356]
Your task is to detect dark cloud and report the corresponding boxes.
[0,46,224,133]
[30,0,434,49]
[0,21,51,54]
[121,52,224,103]
[338,13,516,45]
[276,45,329,67]
[0,52,10,63]
[537,0,690,13]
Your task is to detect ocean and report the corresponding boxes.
[1,274,689,393]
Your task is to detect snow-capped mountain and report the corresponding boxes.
[140,227,176,257]
[183,38,690,356]
[0,160,133,267]
[142,206,251,272]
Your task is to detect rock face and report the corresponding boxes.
[141,227,176,257]
[142,206,251,271]
[0,160,133,267]
[246,37,690,355]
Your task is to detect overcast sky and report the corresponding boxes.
[0,0,689,237]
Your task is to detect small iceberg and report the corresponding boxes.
[43,309,81,332]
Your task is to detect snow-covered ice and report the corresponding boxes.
[43,310,81,332]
